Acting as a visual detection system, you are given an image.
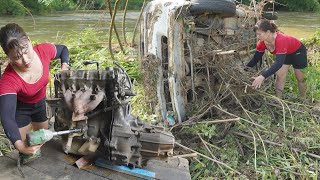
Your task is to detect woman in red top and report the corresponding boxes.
[0,23,69,157]
[247,19,307,98]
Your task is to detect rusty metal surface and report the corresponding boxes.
[108,114,175,167]
[75,155,95,169]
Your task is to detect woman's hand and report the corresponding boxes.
[14,140,42,155]
[251,75,265,89]
[61,62,70,71]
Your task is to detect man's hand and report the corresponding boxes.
[14,140,42,155]
[251,75,265,89]
[61,62,70,71]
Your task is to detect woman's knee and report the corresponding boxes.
[276,65,290,78]
[294,69,305,83]
[276,74,286,83]
[297,77,306,83]
[32,121,49,131]
[19,124,32,140]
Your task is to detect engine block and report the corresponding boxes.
[47,65,174,167]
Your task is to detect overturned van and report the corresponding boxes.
[139,0,271,123]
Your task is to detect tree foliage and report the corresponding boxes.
[23,0,52,14]
[0,0,27,16]
[239,0,320,12]
[279,0,320,11]
[0,0,146,16]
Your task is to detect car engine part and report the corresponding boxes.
[47,62,175,167]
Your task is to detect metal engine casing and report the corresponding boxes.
[47,66,174,167]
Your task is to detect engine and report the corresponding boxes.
[47,62,174,167]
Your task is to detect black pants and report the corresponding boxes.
[15,98,47,128]
[284,44,308,69]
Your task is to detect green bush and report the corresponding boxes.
[0,0,146,16]
[280,0,320,11]
[49,0,76,11]
[22,0,51,14]
[239,0,320,12]
[0,0,26,16]
[109,0,145,10]
[302,31,320,46]
[0,0,53,16]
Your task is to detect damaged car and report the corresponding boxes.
[139,0,274,123]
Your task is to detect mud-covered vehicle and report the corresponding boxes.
[139,0,275,123]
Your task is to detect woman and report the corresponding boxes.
[0,23,69,157]
[247,19,307,98]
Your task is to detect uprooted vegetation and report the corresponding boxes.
[141,51,320,178]
[138,0,320,178]
[166,33,320,178]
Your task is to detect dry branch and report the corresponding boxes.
[175,142,242,175]
[122,0,129,45]
[183,118,240,126]
[232,131,320,160]
[131,0,146,46]
[106,0,124,60]
[174,153,198,158]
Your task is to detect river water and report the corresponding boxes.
[277,12,320,40]
[0,11,319,42]
[0,11,139,42]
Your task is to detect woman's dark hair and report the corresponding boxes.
[254,19,278,33]
[0,23,29,55]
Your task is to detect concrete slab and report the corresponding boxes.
[144,157,191,180]
[1,137,191,180]
[1,138,138,180]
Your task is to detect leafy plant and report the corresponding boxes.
[0,0,27,16]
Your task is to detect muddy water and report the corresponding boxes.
[0,11,319,42]
[277,12,320,40]
[0,11,139,42]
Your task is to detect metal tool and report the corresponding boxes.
[26,129,82,146]
[19,129,82,165]
[17,128,82,177]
